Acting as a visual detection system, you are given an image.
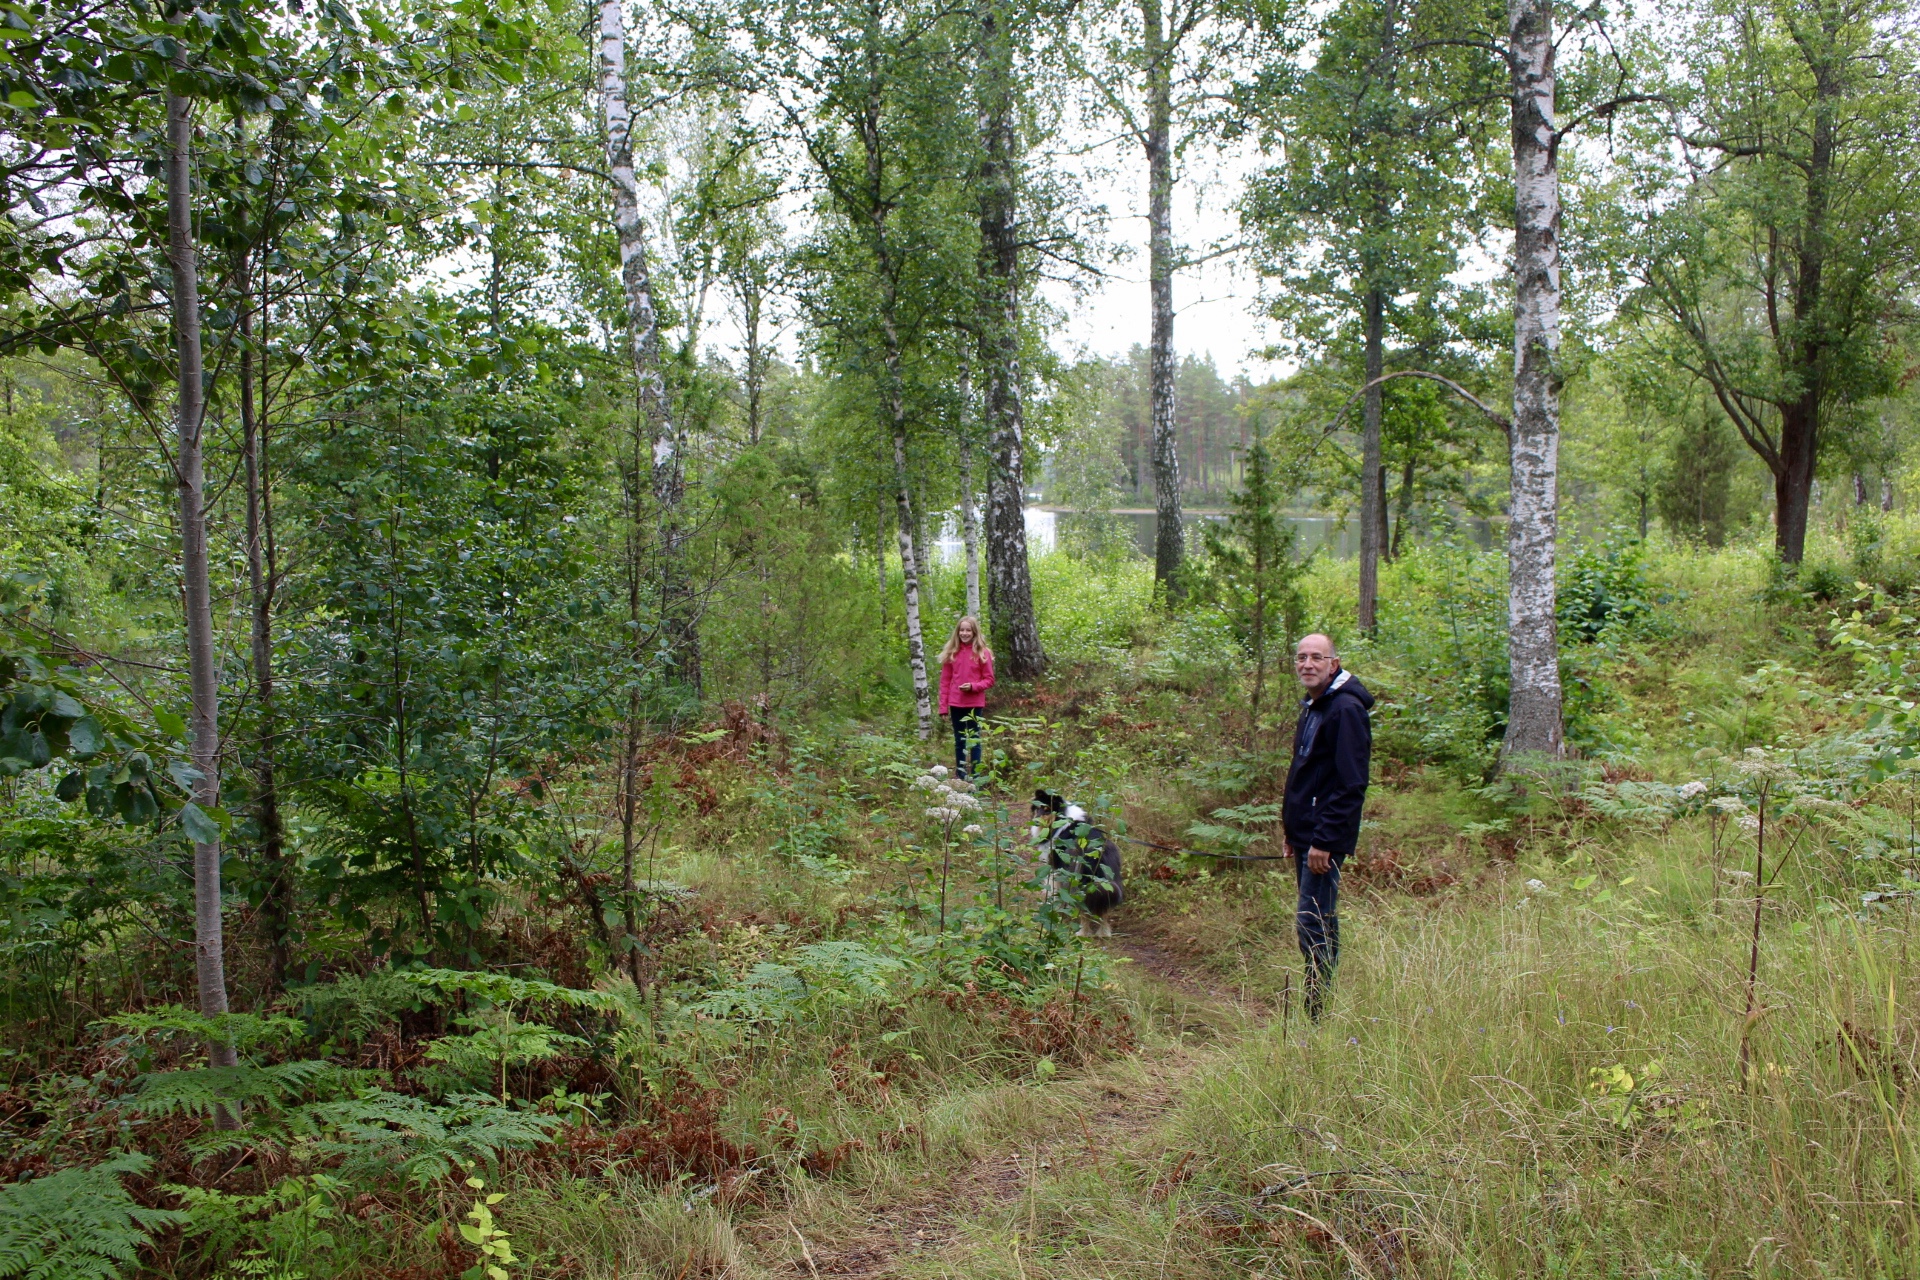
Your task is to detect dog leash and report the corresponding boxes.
[1115,833,1293,863]
[1030,810,1291,862]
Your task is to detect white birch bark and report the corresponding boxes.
[1357,287,1385,630]
[978,4,1044,676]
[889,389,934,738]
[960,407,981,622]
[1502,0,1565,761]
[165,79,239,1097]
[1143,0,1184,597]
[597,0,698,690]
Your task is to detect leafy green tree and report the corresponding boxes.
[765,0,982,738]
[1621,0,1920,564]
[1239,0,1501,629]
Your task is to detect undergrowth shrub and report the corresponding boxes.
[0,1154,183,1280]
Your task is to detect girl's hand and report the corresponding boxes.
[960,682,973,692]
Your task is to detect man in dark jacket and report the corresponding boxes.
[1282,633,1374,1020]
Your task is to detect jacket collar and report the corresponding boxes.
[1304,668,1350,707]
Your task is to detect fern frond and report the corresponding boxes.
[125,1060,338,1119]
[292,1089,560,1187]
[393,969,621,1013]
[0,1154,185,1280]
[103,1007,306,1052]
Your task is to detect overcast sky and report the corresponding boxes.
[1037,132,1289,381]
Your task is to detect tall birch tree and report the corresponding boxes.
[976,0,1045,677]
[1239,0,1500,629]
[598,0,700,694]
[1077,0,1236,599]
[770,0,979,739]
[1500,0,1563,759]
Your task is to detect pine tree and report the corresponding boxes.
[1197,433,1308,736]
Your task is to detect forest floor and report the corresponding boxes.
[749,907,1276,1279]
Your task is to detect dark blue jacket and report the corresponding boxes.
[1283,670,1374,856]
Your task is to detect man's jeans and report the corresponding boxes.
[1292,849,1345,1020]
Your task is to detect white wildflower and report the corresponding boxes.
[1709,795,1747,814]
[911,775,938,791]
[1675,781,1708,799]
[1526,878,1546,892]
[962,824,984,836]
[1736,813,1761,831]
[925,806,960,822]
[930,765,949,778]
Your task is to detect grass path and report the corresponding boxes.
[757,916,1277,1278]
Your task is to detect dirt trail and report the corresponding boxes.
[772,924,1260,1278]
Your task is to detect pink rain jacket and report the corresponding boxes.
[938,647,995,715]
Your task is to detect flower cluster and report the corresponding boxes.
[914,768,983,826]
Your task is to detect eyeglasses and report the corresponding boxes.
[1294,653,1333,664]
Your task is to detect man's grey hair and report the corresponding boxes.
[1296,632,1339,658]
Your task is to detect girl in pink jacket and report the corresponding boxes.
[936,616,995,779]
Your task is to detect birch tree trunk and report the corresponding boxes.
[1143,0,1184,599]
[1502,0,1565,761]
[239,305,289,994]
[886,361,934,738]
[598,0,699,695]
[1357,287,1385,630]
[979,4,1044,678]
[165,80,239,1097]
[959,396,981,621]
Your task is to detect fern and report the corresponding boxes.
[393,968,622,1013]
[693,962,807,1023]
[104,1006,306,1053]
[297,970,435,1044]
[124,1059,339,1120]
[292,1089,561,1186]
[424,1013,586,1100]
[0,1154,185,1280]
[793,941,905,1001]
[1187,803,1282,855]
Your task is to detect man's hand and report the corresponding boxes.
[1307,846,1332,874]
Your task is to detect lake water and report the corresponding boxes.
[934,507,1361,562]
[932,507,1493,563]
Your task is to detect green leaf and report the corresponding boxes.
[67,717,102,758]
[180,801,223,845]
[154,709,186,740]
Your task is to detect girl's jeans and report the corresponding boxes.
[949,706,982,776]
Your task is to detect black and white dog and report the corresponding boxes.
[1031,789,1124,938]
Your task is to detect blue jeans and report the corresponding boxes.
[949,706,982,777]
[1291,847,1345,1020]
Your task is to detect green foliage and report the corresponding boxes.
[1558,531,1660,643]
[0,1154,185,1280]
[169,1176,341,1277]
[293,1090,563,1187]
[1191,434,1310,726]
[692,941,905,1025]
[1185,802,1282,856]
[451,1175,515,1280]
[392,968,622,1013]
[1030,554,1155,662]
[1655,410,1743,546]
[124,1060,340,1124]
[424,1012,585,1101]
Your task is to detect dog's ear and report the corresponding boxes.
[1032,788,1062,813]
